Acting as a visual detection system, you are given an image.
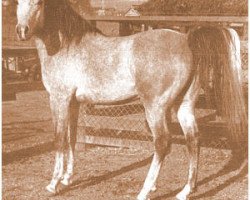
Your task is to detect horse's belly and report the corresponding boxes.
[75,79,136,104]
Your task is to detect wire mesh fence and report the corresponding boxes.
[77,106,235,150]
[242,52,248,70]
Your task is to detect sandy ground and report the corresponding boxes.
[2,90,248,200]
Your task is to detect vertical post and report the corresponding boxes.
[15,57,19,73]
[242,23,248,40]
[5,57,9,71]
[3,58,7,84]
[101,0,104,10]
[76,104,88,151]
[141,24,145,32]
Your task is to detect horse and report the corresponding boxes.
[15,0,247,199]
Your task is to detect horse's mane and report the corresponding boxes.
[43,0,101,47]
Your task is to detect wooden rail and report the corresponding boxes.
[84,15,248,23]
[2,47,37,57]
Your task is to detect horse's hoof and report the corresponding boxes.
[46,184,58,195]
[150,185,157,192]
[60,178,72,186]
[176,193,189,200]
[176,184,192,200]
[137,198,150,200]
[137,194,150,200]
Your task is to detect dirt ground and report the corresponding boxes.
[2,90,248,200]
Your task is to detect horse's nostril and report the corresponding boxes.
[15,24,30,40]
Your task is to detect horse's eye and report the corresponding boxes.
[14,0,18,5]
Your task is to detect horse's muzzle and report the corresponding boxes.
[16,24,30,41]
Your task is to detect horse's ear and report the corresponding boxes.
[43,31,61,56]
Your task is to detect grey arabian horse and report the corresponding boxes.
[16,0,246,199]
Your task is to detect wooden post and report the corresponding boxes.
[242,23,248,40]
[75,104,88,151]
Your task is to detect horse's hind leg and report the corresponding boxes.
[176,77,200,200]
[61,96,80,186]
[137,103,171,200]
[46,94,72,194]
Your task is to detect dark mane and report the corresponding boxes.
[43,0,101,47]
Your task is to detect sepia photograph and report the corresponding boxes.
[2,0,248,199]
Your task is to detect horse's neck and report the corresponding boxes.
[35,34,60,67]
[35,38,49,65]
[35,30,103,64]
[35,30,61,57]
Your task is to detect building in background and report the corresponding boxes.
[125,6,141,17]
[91,0,147,13]
[73,0,145,16]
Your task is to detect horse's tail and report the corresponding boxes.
[188,26,247,153]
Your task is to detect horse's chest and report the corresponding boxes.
[41,57,82,93]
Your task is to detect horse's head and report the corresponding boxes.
[15,0,95,48]
[16,0,45,40]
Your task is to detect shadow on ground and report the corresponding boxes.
[2,141,54,166]
[2,119,53,165]
[56,149,247,200]
[152,154,247,200]
[58,155,153,195]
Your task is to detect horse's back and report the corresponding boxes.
[133,29,188,52]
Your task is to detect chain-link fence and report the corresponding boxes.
[242,52,248,71]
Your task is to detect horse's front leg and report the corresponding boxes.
[46,94,71,194]
[61,97,80,186]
